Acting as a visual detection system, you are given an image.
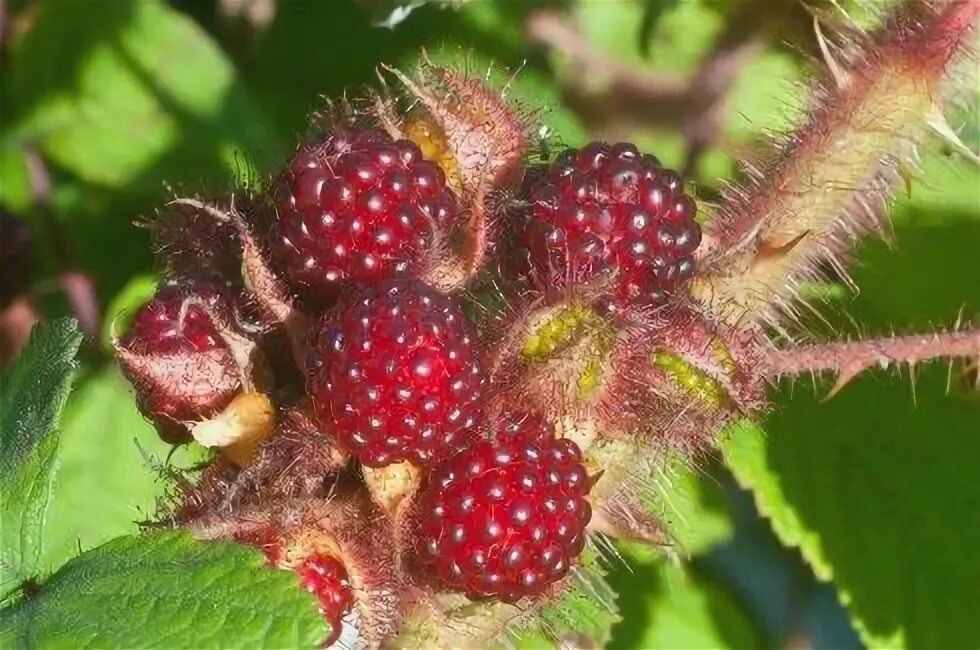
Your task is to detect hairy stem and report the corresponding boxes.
[694,0,979,325]
[765,327,980,397]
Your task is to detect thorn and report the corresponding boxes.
[168,197,233,223]
[909,362,918,408]
[501,59,527,98]
[814,16,848,89]
[820,366,862,401]
[752,230,811,269]
[927,104,980,165]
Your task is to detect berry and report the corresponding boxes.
[307,280,484,467]
[271,128,460,302]
[415,412,592,602]
[521,141,701,308]
[117,284,239,443]
[122,285,226,355]
[297,553,354,647]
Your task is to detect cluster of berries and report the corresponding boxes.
[116,126,701,640]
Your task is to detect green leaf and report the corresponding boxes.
[0,531,329,649]
[609,553,763,650]
[40,368,210,575]
[722,180,980,648]
[723,385,980,649]
[0,319,83,594]
[0,148,31,213]
[5,0,278,190]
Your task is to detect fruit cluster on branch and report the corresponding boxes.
[112,2,979,646]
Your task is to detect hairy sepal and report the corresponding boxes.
[375,54,535,291]
[694,0,979,326]
[149,200,243,288]
[168,197,312,368]
[182,400,349,514]
[486,297,620,452]
[114,290,269,444]
[485,292,770,554]
[490,294,768,454]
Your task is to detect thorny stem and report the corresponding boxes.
[694,0,980,326]
[765,327,980,397]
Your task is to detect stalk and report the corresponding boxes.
[693,0,979,326]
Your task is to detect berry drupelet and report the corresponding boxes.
[271,128,460,302]
[307,280,484,468]
[415,412,592,602]
[522,141,702,308]
[121,285,227,355]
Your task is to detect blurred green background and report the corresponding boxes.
[1,0,977,648]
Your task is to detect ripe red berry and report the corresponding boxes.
[297,553,354,647]
[117,284,239,443]
[522,141,701,308]
[270,128,459,302]
[307,280,484,468]
[415,412,592,602]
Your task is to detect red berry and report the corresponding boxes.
[415,412,592,602]
[117,284,239,443]
[522,141,701,308]
[297,553,354,647]
[122,285,226,355]
[270,128,459,302]
[307,280,484,467]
